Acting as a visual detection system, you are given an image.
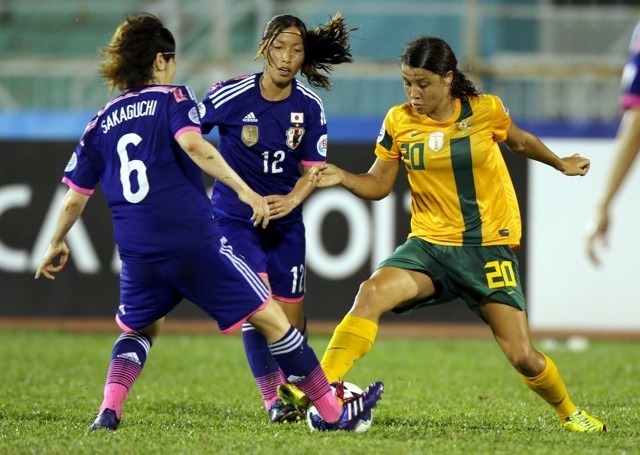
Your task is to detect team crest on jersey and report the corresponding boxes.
[286,127,305,150]
[241,125,259,147]
[428,132,445,152]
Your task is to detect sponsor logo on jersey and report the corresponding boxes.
[242,112,258,123]
[428,132,445,152]
[64,152,78,172]
[291,112,304,124]
[286,127,305,150]
[241,125,259,147]
[316,134,328,157]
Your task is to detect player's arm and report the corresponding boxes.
[177,130,270,228]
[310,157,400,201]
[267,165,315,220]
[35,188,90,280]
[504,122,590,176]
[586,106,640,265]
[594,106,640,212]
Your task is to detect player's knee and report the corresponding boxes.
[353,279,390,316]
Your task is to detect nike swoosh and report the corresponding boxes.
[410,131,423,137]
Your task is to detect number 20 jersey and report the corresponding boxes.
[62,84,215,262]
[199,73,328,222]
[375,94,521,248]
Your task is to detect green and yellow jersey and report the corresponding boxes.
[375,94,521,247]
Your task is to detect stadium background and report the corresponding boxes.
[1,0,639,334]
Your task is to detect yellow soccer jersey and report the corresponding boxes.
[375,94,521,247]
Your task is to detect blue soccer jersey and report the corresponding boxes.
[62,84,217,262]
[200,72,328,221]
[621,20,640,110]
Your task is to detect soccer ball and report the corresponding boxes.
[306,381,373,433]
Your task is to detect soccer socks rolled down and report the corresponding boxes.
[321,314,379,383]
[100,332,152,419]
[268,326,340,422]
[242,322,282,409]
[520,352,578,420]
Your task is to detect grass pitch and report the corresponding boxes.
[0,328,637,454]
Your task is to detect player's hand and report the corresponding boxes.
[559,153,590,176]
[266,194,297,220]
[309,163,343,188]
[585,207,610,266]
[35,242,70,280]
[239,191,270,229]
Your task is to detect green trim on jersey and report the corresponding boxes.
[451,135,482,245]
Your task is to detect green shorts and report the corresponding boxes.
[378,237,526,321]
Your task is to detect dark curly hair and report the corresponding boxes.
[400,35,480,102]
[256,13,357,90]
[98,13,175,91]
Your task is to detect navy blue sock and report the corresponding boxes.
[268,326,332,405]
[242,322,282,408]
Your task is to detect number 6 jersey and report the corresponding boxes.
[62,84,217,262]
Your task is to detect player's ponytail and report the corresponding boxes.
[303,13,357,89]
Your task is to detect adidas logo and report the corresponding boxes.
[117,352,141,365]
[242,112,258,123]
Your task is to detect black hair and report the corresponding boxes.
[400,35,480,101]
[257,13,357,89]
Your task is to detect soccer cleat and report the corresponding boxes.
[90,408,120,431]
[563,410,606,433]
[308,381,384,431]
[268,399,304,423]
[277,383,311,413]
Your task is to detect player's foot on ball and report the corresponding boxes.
[308,381,384,431]
[277,383,311,412]
[563,410,606,433]
[90,408,120,431]
[269,398,304,423]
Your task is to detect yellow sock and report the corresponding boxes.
[520,352,578,420]
[320,314,379,383]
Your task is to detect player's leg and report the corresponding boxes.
[248,300,384,428]
[241,221,308,422]
[91,319,162,431]
[188,236,384,429]
[481,301,605,432]
[321,265,436,383]
[92,260,180,431]
[242,294,305,423]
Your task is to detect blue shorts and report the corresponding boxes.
[214,209,306,302]
[117,236,270,333]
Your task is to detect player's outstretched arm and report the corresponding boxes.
[178,130,270,228]
[35,188,90,280]
[310,158,400,201]
[505,122,590,176]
